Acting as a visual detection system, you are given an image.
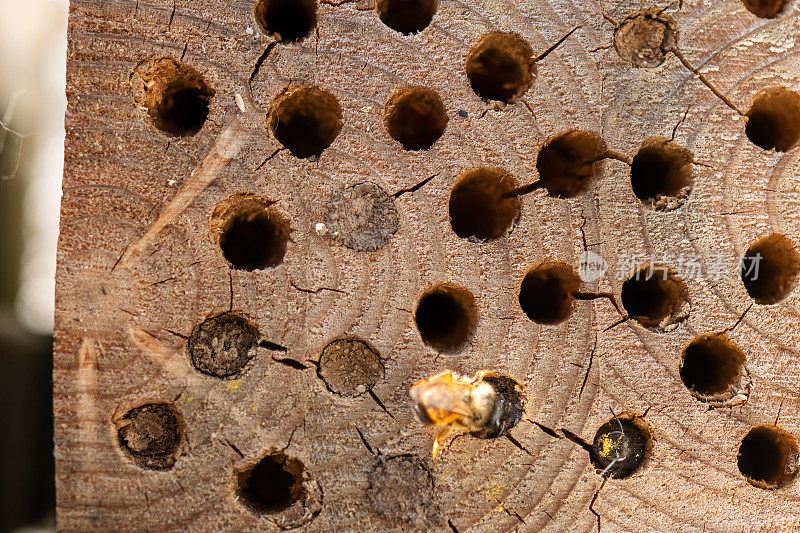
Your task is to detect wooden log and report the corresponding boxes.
[56,0,800,530]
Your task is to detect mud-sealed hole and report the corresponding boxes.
[590,413,650,479]
[537,130,607,198]
[738,425,799,489]
[613,8,677,68]
[322,182,399,251]
[318,338,384,397]
[268,85,343,159]
[117,403,183,470]
[367,454,445,529]
[235,452,322,527]
[621,265,690,330]
[212,194,290,271]
[376,0,437,35]
[254,0,317,42]
[631,137,693,210]
[448,167,521,241]
[465,31,534,103]
[741,0,790,18]
[414,283,476,352]
[383,86,448,150]
[741,233,800,304]
[680,333,749,404]
[132,57,214,137]
[745,87,800,152]
[187,313,259,378]
[518,261,581,325]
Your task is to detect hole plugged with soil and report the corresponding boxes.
[518,261,581,325]
[621,265,690,330]
[448,167,521,241]
[414,283,476,352]
[254,0,317,42]
[269,85,343,159]
[376,0,437,35]
[133,57,214,137]
[738,425,799,489]
[590,413,650,479]
[236,453,305,513]
[613,8,677,68]
[741,233,800,304]
[680,333,748,403]
[466,31,534,103]
[537,130,607,198]
[745,87,800,152]
[117,403,182,470]
[187,313,259,378]
[383,86,448,150]
[367,454,445,529]
[741,0,790,18]
[213,195,291,271]
[318,338,384,397]
[630,137,693,210]
[323,182,399,251]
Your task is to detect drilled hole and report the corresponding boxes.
[621,265,690,330]
[383,86,448,150]
[133,57,214,137]
[745,87,800,152]
[741,233,800,304]
[414,283,476,352]
[630,137,693,210]
[376,0,437,35]
[367,455,445,528]
[187,313,259,378]
[680,333,747,401]
[590,413,650,479]
[448,167,521,241]
[613,9,677,68]
[738,425,799,489]
[518,261,581,325]
[236,453,305,513]
[318,338,384,397]
[537,130,607,198]
[254,0,317,42]
[741,0,790,18]
[469,374,525,439]
[117,403,182,470]
[213,195,290,271]
[268,85,343,159]
[465,31,534,103]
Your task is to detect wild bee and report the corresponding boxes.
[409,370,525,458]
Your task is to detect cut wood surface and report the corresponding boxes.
[56,0,800,530]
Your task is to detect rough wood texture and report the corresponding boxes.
[56,0,800,530]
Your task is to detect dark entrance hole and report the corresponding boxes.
[254,0,317,42]
[236,452,306,513]
[448,167,521,241]
[414,283,476,352]
[621,265,690,330]
[134,57,214,137]
[737,425,799,489]
[680,333,747,401]
[630,137,693,210]
[745,87,800,152]
[518,261,581,325]
[465,31,534,103]
[376,0,437,35]
[215,196,290,271]
[741,0,790,18]
[741,233,800,304]
[269,85,343,159]
[383,86,448,150]
[537,130,607,198]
